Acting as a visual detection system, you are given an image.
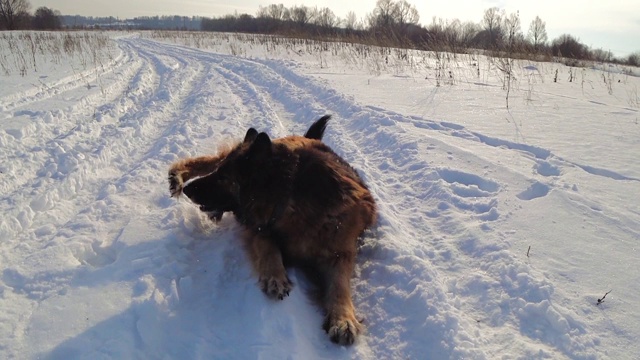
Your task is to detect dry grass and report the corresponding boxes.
[0,31,115,77]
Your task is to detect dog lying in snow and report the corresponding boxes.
[168,115,377,345]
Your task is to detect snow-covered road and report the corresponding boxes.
[1,34,639,359]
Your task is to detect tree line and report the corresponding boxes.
[0,0,62,30]
[1,0,638,66]
[0,0,202,31]
[60,15,202,31]
[201,1,639,66]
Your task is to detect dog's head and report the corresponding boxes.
[182,173,237,221]
[182,128,275,221]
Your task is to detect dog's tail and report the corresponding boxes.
[304,115,331,140]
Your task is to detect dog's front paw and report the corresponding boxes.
[259,274,292,300]
[168,169,186,198]
[323,313,363,346]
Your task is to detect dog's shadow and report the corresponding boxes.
[33,208,359,359]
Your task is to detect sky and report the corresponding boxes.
[30,0,640,56]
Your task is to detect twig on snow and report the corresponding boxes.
[596,290,612,305]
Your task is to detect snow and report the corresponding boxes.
[1,31,639,359]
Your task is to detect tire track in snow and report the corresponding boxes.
[199,55,600,358]
[0,38,280,346]
[0,38,204,272]
[0,40,129,113]
[28,41,455,358]
[0,42,147,197]
[147,41,279,137]
[113,42,348,357]
[1,39,602,359]
[45,38,202,234]
[139,47,483,358]
[196,56,473,357]
[147,41,292,136]
[107,44,340,358]
[121,44,496,358]
[18,40,347,360]
[7,41,237,358]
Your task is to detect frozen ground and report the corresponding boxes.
[1,31,639,359]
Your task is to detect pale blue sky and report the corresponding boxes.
[31,0,639,56]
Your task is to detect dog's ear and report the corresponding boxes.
[304,114,331,140]
[244,128,258,144]
[249,132,272,156]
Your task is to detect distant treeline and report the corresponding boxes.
[0,1,64,31]
[201,2,427,49]
[0,0,202,31]
[199,1,639,66]
[1,0,638,65]
[60,15,202,30]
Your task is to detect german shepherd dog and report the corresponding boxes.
[168,116,377,345]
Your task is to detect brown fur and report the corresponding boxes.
[168,137,320,199]
[170,116,376,345]
[168,115,330,201]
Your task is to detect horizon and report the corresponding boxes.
[29,0,640,57]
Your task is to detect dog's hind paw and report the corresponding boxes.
[323,314,363,346]
[259,274,292,300]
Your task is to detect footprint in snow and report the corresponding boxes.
[535,161,561,177]
[436,169,501,220]
[438,169,500,197]
[517,181,550,201]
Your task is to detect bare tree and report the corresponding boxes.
[314,7,338,32]
[502,11,522,50]
[495,11,522,109]
[368,0,396,29]
[482,7,504,49]
[460,21,480,47]
[368,0,419,37]
[33,6,61,30]
[344,11,358,32]
[426,17,445,47]
[394,0,419,30]
[552,34,590,59]
[527,16,548,52]
[0,0,31,30]
[257,4,289,21]
[275,4,290,21]
[428,17,463,50]
[445,19,462,49]
[627,52,640,67]
[290,5,313,28]
[592,48,612,62]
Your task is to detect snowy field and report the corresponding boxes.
[1,31,639,359]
